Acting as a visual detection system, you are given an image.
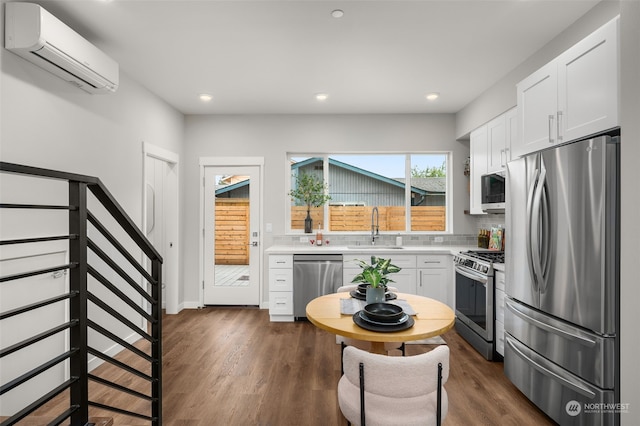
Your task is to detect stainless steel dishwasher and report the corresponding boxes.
[293,254,343,320]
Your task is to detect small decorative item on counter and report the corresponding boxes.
[477,229,487,248]
[489,226,504,251]
[316,224,323,246]
[478,229,491,248]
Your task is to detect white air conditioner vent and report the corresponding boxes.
[5,2,119,94]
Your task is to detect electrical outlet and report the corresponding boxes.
[434,236,444,243]
[299,236,308,243]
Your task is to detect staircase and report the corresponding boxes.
[0,162,162,425]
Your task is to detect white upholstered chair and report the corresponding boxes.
[335,285,405,372]
[338,345,450,426]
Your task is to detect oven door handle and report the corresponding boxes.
[454,266,489,285]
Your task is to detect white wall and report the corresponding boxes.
[0,40,185,377]
[618,1,640,423]
[183,113,476,304]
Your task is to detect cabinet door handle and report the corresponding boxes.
[548,115,555,143]
[557,111,563,141]
[419,270,423,287]
[503,148,509,167]
[500,149,505,167]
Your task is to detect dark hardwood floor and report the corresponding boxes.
[30,307,555,425]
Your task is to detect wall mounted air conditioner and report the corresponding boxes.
[5,2,119,94]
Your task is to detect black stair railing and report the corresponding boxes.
[0,162,162,425]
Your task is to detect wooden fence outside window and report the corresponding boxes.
[213,201,446,266]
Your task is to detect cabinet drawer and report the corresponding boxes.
[269,269,293,291]
[495,320,505,356]
[496,289,506,323]
[269,254,293,268]
[416,255,450,269]
[386,255,416,268]
[269,291,293,315]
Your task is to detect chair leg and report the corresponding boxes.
[436,362,443,426]
[341,341,346,375]
[359,362,366,426]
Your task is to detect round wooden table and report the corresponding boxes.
[306,292,455,354]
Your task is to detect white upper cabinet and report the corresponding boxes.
[487,114,507,174]
[557,17,619,143]
[515,61,558,156]
[514,16,619,158]
[469,125,488,215]
[505,107,517,166]
[469,107,516,214]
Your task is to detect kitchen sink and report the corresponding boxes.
[346,245,404,250]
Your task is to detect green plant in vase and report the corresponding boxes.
[351,256,402,303]
[288,172,331,233]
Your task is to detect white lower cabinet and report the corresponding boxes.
[389,269,417,294]
[268,254,294,322]
[344,253,448,302]
[416,255,452,307]
[494,270,506,356]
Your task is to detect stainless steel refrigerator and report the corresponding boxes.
[505,134,619,425]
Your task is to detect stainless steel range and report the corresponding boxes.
[453,250,504,361]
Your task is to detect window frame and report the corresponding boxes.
[285,152,452,235]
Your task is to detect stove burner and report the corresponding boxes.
[466,250,505,264]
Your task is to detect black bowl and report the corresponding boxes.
[362,302,404,323]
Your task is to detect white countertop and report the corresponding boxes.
[265,244,477,255]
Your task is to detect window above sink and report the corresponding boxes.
[286,153,451,235]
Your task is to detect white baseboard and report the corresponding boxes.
[183,301,201,310]
[179,301,269,310]
[88,331,141,372]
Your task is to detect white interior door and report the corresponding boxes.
[203,166,260,305]
[143,143,179,314]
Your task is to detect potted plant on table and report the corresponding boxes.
[351,256,402,304]
[288,172,331,233]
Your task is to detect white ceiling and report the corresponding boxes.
[29,0,600,115]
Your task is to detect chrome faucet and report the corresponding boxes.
[371,206,379,245]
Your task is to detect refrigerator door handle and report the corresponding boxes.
[526,168,540,292]
[530,167,547,289]
[538,167,551,293]
[505,335,596,399]
[505,300,597,348]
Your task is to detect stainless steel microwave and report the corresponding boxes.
[481,172,505,213]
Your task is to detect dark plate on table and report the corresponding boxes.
[363,302,404,322]
[352,312,414,332]
[349,290,397,301]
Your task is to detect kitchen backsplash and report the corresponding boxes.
[271,215,503,248]
[475,214,505,232]
[271,233,478,247]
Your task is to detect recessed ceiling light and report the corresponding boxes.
[315,93,329,101]
[199,94,213,102]
[331,9,344,18]
[426,92,440,101]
